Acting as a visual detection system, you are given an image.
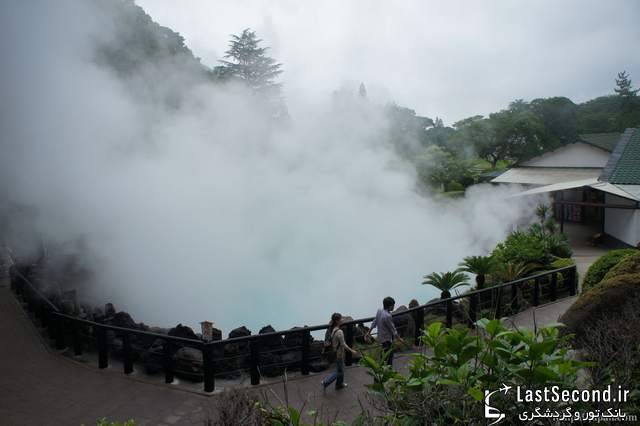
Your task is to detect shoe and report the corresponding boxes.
[336,383,348,390]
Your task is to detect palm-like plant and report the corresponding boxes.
[494,261,540,283]
[422,269,469,299]
[458,255,494,289]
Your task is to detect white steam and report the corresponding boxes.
[0,1,540,334]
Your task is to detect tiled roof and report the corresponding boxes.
[579,132,622,152]
[600,128,640,185]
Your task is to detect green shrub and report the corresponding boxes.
[603,251,640,280]
[560,272,640,342]
[492,230,548,266]
[447,181,465,192]
[361,319,590,424]
[550,257,574,268]
[582,249,636,292]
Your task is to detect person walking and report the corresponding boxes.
[366,296,404,367]
[321,313,357,391]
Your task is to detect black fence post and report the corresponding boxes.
[203,344,215,392]
[468,294,477,328]
[550,272,558,302]
[97,327,108,369]
[445,300,453,328]
[249,340,260,385]
[533,278,540,307]
[414,307,425,344]
[123,333,133,375]
[568,267,577,296]
[301,329,311,376]
[72,321,82,356]
[494,288,503,319]
[163,340,174,384]
[511,283,519,313]
[345,324,355,366]
[55,316,66,350]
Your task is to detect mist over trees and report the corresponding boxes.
[56,0,640,193]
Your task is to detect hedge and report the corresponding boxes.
[581,249,637,293]
[603,252,640,281]
[560,272,640,342]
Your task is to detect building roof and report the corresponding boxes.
[578,132,621,152]
[510,178,640,202]
[600,128,640,185]
[491,167,602,185]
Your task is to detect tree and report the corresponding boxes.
[489,102,545,163]
[529,97,578,148]
[358,82,367,99]
[416,145,469,191]
[218,29,286,118]
[614,71,639,100]
[459,255,494,289]
[422,270,469,299]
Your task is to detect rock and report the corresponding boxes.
[174,347,204,382]
[229,326,251,339]
[259,325,283,349]
[392,305,415,339]
[283,327,304,349]
[107,311,137,329]
[168,323,198,340]
[141,339,164,374]
[104,303,116,318]
[259,352,283,377]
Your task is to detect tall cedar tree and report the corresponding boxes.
[218,28,283,97]
[614,71,639,100]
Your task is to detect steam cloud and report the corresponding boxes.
[0,1,541,333]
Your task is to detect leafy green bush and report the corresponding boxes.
[602,251,640,280]
[492,230,548,266]
[560,272,640,342]
[361,319,590,425]
[447,181,465,192]
[550,257,574,268]
[582,249,636,292]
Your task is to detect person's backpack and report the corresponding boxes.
[322,327,338,362]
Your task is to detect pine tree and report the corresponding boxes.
[358,82,367,99]
[614,71,639,99]
[218,28,283,96]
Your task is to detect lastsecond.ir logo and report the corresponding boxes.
[485,383,512,425]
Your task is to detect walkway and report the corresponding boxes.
[0,276,580,426]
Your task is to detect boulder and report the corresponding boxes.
[174,347,204,382]
[392,305,415,339]
[107,311,137,330]
[168,323,198,340]
[283,327,304,349]
[259,325,283,349]
[104,303,116,318]
[141,338,164,374]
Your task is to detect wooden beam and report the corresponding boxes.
[554,200,639,210]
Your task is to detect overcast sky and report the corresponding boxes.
[139,0,640,123]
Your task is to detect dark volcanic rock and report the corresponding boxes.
[107,311,137,329]
[259,325,283,349]
[392,305,415,339]
[104,303,116,318]
[168,323,198,340]
[174,347,204,382]
[229,326,251,339]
